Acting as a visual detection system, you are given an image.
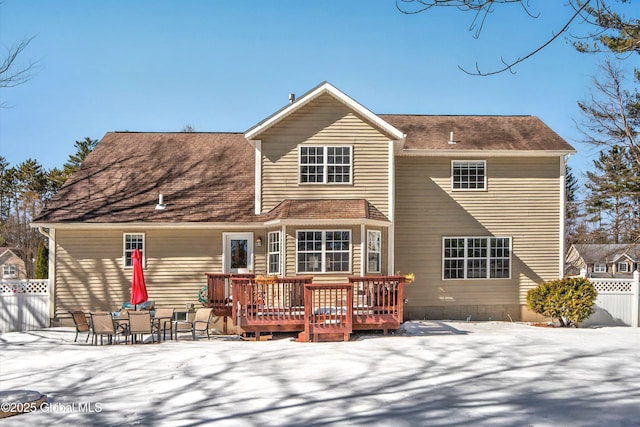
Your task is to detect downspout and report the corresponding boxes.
[360,224,365,276]
[281,224,286,276]
[37,226,56,321]
[560,154,570,279]
[388,139,397,274]
[254,140,262,215]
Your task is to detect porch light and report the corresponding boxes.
[256,236,262,247]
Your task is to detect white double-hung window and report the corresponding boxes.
[299,146,352,184]
[593,263,607,273]
[267,231,281,275]
[2,264,17,278]
[443,237,511,279]
[123,233,145,268]
[367,230,382,273]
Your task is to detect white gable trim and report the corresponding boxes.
[245,82,406,142]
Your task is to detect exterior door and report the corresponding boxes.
[223,233,254,274]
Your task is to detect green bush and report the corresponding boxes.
[34,239,48,279]
[526,277,597,327]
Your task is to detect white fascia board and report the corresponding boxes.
[263,218,391,228]
[245,82,406,142]
[30,222,266,230]
[400,149,576,157]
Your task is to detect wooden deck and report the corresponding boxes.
[206,274,408,341]
[205,273,255,334]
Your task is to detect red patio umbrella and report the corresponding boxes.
[130,249,148,306]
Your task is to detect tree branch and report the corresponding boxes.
[0,36,37,88]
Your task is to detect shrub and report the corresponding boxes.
[34,239,48,279]
[526,277,597,327]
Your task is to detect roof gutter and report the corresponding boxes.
[400,149,576,157]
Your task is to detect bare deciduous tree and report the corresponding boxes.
[396,0,639,75]
[0,36,37,88]
[577,59,640,168]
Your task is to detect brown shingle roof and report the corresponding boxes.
[34,132,257,223]
[572,244,640,264]
[261,199,389,222]
[35,114,573,225]
[381,115,575,152]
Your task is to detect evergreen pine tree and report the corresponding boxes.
[34,238,48,279]
[584,146,637,242]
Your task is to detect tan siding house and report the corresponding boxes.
[0,248,27,280]
[33,82,574,324]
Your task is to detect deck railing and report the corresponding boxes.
[231,277,313,336]
[303,283,353,342]
[205,273,256,333]
[206,273,231,312]
[348,276,408,333]
[207,274,410,340]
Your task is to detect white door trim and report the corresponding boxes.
[223,232,254,274]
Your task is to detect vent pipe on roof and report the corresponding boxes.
[288,93,295,103]
[448,131,456,145]
[155,193,166,210]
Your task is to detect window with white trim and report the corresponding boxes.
[2,264,17,278]
[452,160,486,190]
[593,263,607,273]
[443,237,511,279]
[297,230,351,273]
[299,146,352,184]
[123,233,145,268]
[617,262,629,273]
[367,230,381,273]
[267,231,281,275]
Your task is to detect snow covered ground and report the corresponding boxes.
[1,321,639,426]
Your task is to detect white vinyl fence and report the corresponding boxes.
[581,270,640,328]
[0,279,50,333]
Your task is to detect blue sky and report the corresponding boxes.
[1,1,638,185]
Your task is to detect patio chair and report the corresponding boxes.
[90,312,121,345]
[128,311,156,344]
[68,310,91,343]
[152,308,175,341]
[174,308,214,341]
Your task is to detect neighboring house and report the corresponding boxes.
[565,243,640,278]
[0,247,27,280]
[32,82,575,323]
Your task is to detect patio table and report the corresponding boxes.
[111,312,173,342]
